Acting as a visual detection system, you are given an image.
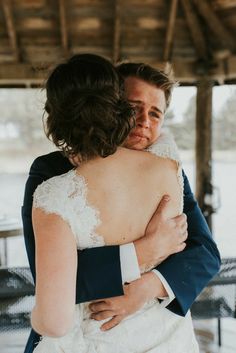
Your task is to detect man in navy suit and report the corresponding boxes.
[22,61,221,352]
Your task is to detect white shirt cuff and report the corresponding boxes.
[120,243,141,284]
[152,269,175,307]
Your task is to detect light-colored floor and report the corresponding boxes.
[194,319,236,353]
[0,329,29,353]
[0,319,236,353]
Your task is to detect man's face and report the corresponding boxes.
[123,76,166,150]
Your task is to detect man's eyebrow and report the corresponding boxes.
[152,106,164,115]
[128,99,164,115]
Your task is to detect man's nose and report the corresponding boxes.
[136,110,150,128]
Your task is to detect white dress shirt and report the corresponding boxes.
[120,243,175,306]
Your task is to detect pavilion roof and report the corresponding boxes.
[0,0,236,86]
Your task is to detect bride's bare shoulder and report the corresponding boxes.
[129,148,178,171]
[147,152,178,176]
[118,146,178,175]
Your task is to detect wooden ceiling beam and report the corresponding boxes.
[180,0,208,61]
[2,0,20,62]
[163,0,179,62]
[0,63,48,86]
[1,56,236,85]
[58,0,69,57]
[113,0,121,63]
[213,0,236,10]
[193,0,236,53]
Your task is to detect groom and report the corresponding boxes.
[22,60,221,352]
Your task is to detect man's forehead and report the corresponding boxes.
[124,77,164,96]
[124,76,157,91]
[124,78,166,112]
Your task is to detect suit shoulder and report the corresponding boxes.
[30,151,72,179]
[31,151,64,168]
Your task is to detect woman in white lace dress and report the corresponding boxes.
[31,54,199,353]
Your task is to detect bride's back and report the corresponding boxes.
[43,54,181,246]
[77,146,181,246]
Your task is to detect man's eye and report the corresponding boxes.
[150,111,160,119]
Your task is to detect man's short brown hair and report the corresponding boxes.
[116,62,177,108]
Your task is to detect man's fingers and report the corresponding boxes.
[89,301,109,313]
[175,242,186,253]
[150,195,170,221]
[157,195,170,213]
[181,222,188,233]
[181,230,188,241]
[174,213,187,226]
[91,310,115,321]
[100,315,123,331]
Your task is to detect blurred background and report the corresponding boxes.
[0,0,236,352]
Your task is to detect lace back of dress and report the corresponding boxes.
[146,131,184,212]
[33,169,105,249]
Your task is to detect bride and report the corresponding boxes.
[31,53,199,352]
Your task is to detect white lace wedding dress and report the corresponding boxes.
[32,133,199,353]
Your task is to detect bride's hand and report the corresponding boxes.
[89,272,165,331]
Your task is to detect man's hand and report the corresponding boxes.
[135,195,188,271]
[89,272,165,331]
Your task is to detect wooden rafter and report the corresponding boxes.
[58,0,69,57]
[2,0,19,62]
[163,0,179,62]
[180,0,208,61]
[113,0,121,63]
[0,63,47,85]
[213,0,236,10]
[1,56,236,86]
[193,0,236,53]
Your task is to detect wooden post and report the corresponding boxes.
[59,0,69,58]
[113,0,121,63]
[163,0,179,62]
[2,0,20,62]
[195,79,214,229]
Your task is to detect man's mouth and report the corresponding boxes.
[130,132,148,140]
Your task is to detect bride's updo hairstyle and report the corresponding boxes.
[44,54,135,160]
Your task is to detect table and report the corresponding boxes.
[0,219,23,266]
[192,257,236,346]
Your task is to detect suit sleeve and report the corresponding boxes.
[22,156,124,303]
[154,170,221,316]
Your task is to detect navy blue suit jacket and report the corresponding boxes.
[22,151,221,353]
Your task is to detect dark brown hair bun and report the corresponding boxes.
[45,54,135,160]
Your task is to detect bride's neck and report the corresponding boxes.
[76,146,125,169]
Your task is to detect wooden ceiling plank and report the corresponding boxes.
[213,0,236,11]
[163,0,179,61]
[1,55,236,85]
[193,0,236,53]
[113,0,121,63]
[58,0,69,57]
[2,0,20,62]
[180,0,208,60]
